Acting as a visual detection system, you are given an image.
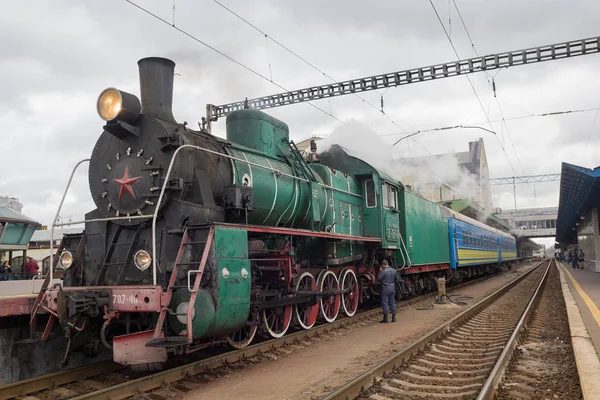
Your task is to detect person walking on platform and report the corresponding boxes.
[578,248,585,270]
[563,249,569,263]
[377,260,398,323]
[570,248,579,270]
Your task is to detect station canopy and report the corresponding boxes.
[556,162,600,243]
[0,204,41,250]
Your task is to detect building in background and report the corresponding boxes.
[401,138,493,211]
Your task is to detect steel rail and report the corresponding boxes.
[0,260,519,400]
[476,258,554,399]
[0,262,525,400]
[320,259,547,400]
[0,361,121,400]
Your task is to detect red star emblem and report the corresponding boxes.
[113,166,142,199]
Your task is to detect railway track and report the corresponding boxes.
[0,261,531,400]
[322,259,579,400]
[495,262,581,399]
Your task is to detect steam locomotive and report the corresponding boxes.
[30,57,516,368]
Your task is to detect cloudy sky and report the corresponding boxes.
[1,0,599,237]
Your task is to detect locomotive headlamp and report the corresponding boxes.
[97,88,141,123]
[59,251,73,269]
[134,250,152,271]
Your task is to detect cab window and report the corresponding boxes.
[382,183,389,208]
[388,186,397,210]
[382,183,398,210]
[365,180,376,208]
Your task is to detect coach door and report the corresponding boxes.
[381,181,401,249]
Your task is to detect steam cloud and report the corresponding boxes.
[318,120,482,205]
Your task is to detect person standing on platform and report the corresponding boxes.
[2,261,12,280]
[578,248,585,270]
[377,260,398,323]
[24,257,38,279]
[563,249,569,263]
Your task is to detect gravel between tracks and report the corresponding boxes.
[496,264,582,400]
[176,262,538,400]
[361,262,547,399]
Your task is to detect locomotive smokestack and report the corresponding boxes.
[138,57,176,122]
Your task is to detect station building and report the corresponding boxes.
[556,162,600,272]
[0,196,40,276]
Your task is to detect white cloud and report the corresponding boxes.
[1,0,599,225]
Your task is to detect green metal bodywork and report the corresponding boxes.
[223,112,453,272]
[168,226,251,339]
[398,190,450,266]
[228,145,316,228]
[226,109,290,158]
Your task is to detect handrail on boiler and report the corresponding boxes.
[51,142,366,286]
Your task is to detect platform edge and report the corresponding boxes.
[557,264,600,400]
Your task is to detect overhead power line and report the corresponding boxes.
[430,0,533,207]
[379,106,600,137]
[123,0,344,124]
[211,0,425,142]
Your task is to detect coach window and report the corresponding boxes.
[365,180,376,208]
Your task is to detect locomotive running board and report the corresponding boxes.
[113,330,167,365]
[214,222,381,242]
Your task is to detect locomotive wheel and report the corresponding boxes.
[294,272,319,330]
[227,324,258,349]
[262,304,293,338]
[340,269,359,317]
[317,270,341,323]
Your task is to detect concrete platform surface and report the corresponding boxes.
[557,262,600,352]
[557,263,600,399]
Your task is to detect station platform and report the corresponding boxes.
[0,279,61,317]
[557,262,600,354]
[557,261,600,398]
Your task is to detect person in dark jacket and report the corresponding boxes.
[578,249,585,270]
[377,260,399,323]
[570,248,579,270]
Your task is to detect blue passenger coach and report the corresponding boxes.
[443,208,517,269]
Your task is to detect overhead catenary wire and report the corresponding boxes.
[451,0,535,206]
[123,0,344,124]
[125,0,436,158]
[380,107,600,137]
[211,0,429,146]
[430,0,533,207]
[451,0,527,179]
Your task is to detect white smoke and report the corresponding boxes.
[317,120,394,175]
[317,120,497,225]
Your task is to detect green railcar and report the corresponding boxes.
[398,190,450,268]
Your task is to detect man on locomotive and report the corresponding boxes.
[377,260,398,323]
